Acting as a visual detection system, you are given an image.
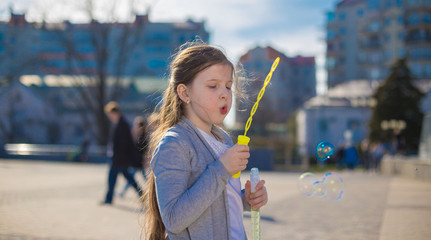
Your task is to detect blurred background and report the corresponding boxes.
[0,0,430,171]
[1,1,431,240]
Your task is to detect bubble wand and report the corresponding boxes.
[233,56,280,178]
[234,57,279,240]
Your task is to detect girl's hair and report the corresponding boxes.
[141,40,244,239]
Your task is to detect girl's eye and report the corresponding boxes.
[209,85,216,89]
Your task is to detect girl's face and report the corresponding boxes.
[182,63,233,133]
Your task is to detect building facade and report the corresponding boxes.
[0,12,208,145]
[326,0,431,88]
[297,79,431,157]
[0,12,209,80]
[297,80,377,157]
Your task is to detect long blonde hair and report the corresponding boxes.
[141,41,243,239]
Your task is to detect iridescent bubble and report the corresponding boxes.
[322,172,344,201]
[298,172,317,197]
[316,141,335,161]
[312,180,327,198]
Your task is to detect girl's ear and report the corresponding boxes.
[177,84,189,103]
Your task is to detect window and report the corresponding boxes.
[369,21,380,32]
[338,12,346,21]
[384,33,391,42]
[327,30,335,40]
[398,48,406,58]
[369,68,381,80]
[385,17,392,26]
[397,30,406,41]
[326,57,336,69]
[409,63,422,77]
[385,50,393,60]
[424,13,431,23]
[358,53,367,63]
[425,64,431,77]
[407,13,421,25]
[397,15,404,25]
[326,12,336,22]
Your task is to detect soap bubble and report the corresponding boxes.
[322,172,344,201]
[316,141,335,161]
[312,181,327,198]
[298,172,317,197]
[298,172,345,201]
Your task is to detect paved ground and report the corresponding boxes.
[0,159,430,240]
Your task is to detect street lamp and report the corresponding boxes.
[380,119,406,131]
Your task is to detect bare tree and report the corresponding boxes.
[45,0,150,145]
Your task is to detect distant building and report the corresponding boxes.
[297,80,378,156]
[297,79,431,157]
[0,11,208,145]
[0,81,56,143]
[237,46,316,131]
[0,77,162,144]
[326,0,431,87]
[0,11,209,79]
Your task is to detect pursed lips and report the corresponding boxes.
[220,104,228,114]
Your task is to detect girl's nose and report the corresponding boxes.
[220,88,228,100]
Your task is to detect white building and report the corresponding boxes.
[297,80,378,156]
[0,81,56,143]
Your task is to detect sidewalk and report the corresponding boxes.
[1,159,430,240]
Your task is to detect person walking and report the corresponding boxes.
[101,101,142,205]
[118,116,149,197]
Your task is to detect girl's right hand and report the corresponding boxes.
[219,144,250,175]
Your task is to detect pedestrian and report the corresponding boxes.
[335,143,345,170]
[142,41,268,240]
[78,136,89,162]
[344,144,359,170]
[118,116,149,198]
[371,142,385,172]
[359,139,371,172]
[101,101,142,205]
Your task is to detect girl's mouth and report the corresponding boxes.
[220,105,228,115]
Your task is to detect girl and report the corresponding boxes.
[143,41,268,240]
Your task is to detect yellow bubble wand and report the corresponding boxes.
[233,57,280,178]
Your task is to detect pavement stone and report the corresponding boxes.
[1,159,430,240]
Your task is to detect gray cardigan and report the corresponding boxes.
[151,117,250,240]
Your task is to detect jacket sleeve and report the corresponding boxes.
[152,133,231,234]
[241,189,251,212]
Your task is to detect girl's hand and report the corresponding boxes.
[219,144,250,175]
[245,180,268,210]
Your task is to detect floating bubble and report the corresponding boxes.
[298,171,345,201]
[298,172,317,197]
[322,172,344,201]
[312,180,327,198]
[316,141,335,161]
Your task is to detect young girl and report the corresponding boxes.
[143,42,268,240]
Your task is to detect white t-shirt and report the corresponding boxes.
[198,129,245,240]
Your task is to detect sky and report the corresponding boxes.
[0,0,338,95]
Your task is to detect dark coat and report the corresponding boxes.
[131,134,149,169]
[112,116,134,168]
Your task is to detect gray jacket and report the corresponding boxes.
[151,117,250,240]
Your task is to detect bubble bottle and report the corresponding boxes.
[250,168,261,240]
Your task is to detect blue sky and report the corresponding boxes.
[1,0,338,94]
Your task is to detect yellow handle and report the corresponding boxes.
[232,135,250,178]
